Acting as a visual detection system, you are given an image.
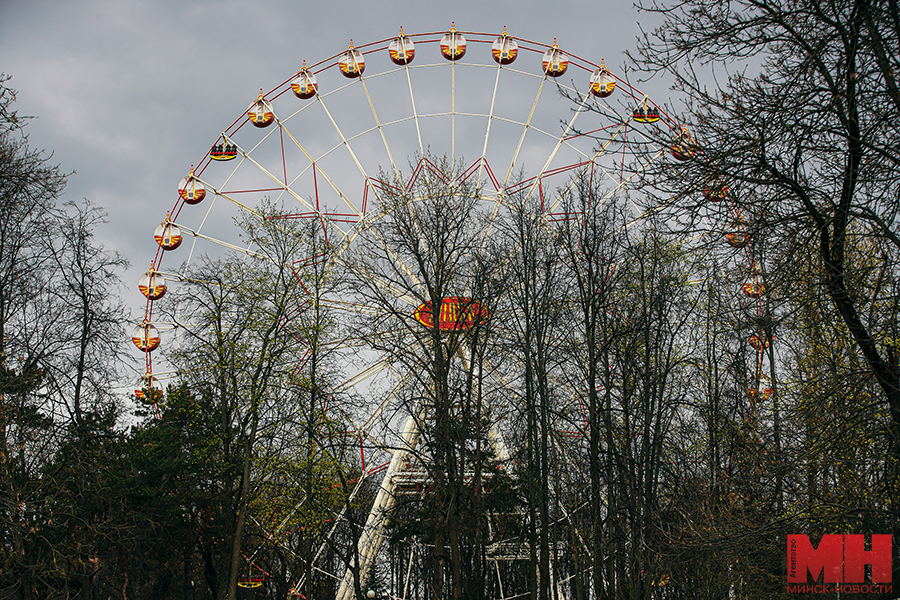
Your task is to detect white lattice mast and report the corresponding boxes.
[335,412,421,600]
[336,380,514,600]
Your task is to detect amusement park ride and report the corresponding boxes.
[131,24,773,597]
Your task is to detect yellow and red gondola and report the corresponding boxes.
[131,322,160,353]
[339,42,365,78]
[154,217,182,251]
[633,99,660,123]
[670,126,695,161]
[138,267,167,300]
[492,27,518,65]
[725,218,750,248]
[134,372,163,404]
[178,167,205,204]
[389,28,415,65]
[291,61,318,99]
[248,91,275,128]
[589,60,614,97]
[210,143,237,161]
[542,39,569,77]
[440,23,466,61]
[742,264,767,298]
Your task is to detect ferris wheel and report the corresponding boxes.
[131,24,773,599]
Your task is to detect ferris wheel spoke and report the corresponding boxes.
[548,437,595,558]
[231,148,327,215]
[595,148,669,221]
[540,134,640,215]
[476,74,550,254]
[527,92,591,200]
[276,121,367,227]
[360,369,412,433]
[475,64,505,189]
[405,65,425,160]
[336,253,422,305]
[384,238,427,294]
[539,136,668,219]
[275,125,320,182]
[325,395,397,460]
[617,189,683,234]
[336,218,429,300]
[316,94,380,215]
[481,113,627,255]
[357,75,402,182]
[292,473,373,592]
[332,356,394,394]
[242,115,281,154]
[321,297,383,317]
[451,61,456,165]
[179,194,218,271]
[185,229,263,256]
[503,76,547,188]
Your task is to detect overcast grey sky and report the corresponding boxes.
[0,0,671,375]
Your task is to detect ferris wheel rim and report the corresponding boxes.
[132,26,768,599]
[138,22,692,452]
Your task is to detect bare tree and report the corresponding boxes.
[164,202,346,600]
[0,77,130,600]
[491,190,569,600]
[630,0,900,491]
[345,156,507,600]
[45,201,130,423]
[552,179,700,600]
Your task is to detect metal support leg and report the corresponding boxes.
[336,414,421,600]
